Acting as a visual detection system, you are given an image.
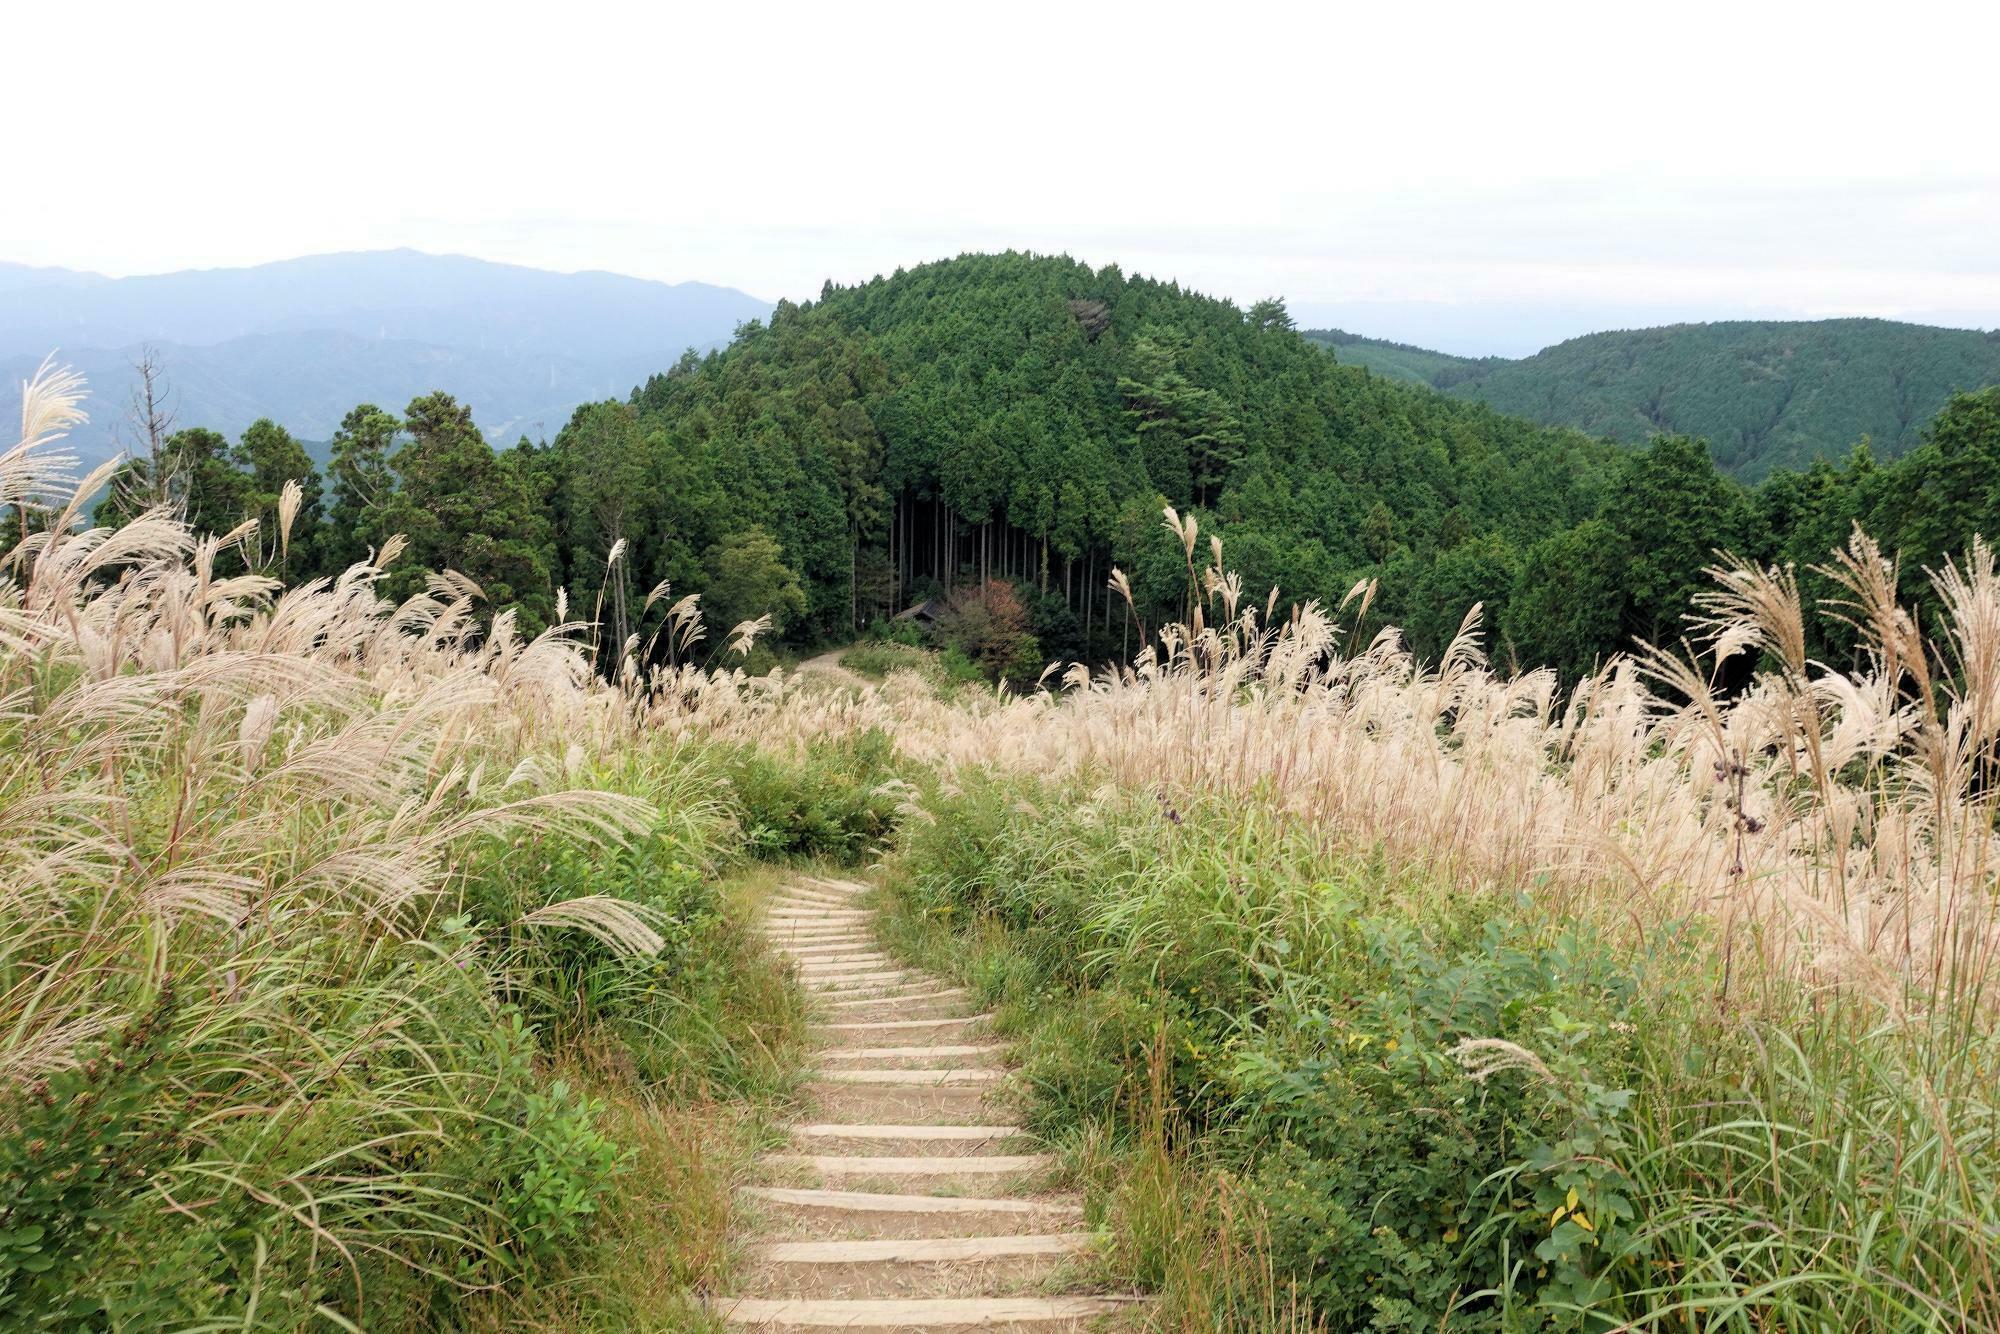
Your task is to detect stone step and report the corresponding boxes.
[737,882,1119,1325]
[731,1247,1086,1301]
[790,1125,1034,1159]
[764,928,876,940]
[760,924,872,936]
[816,1045,1004,1070]
[797,877,869,896]
[769,890,856,907]
[756,1158,1057,1196]
[745,1191,1087,1243]
[811,983,946,1004]
[766,1150,1051,1172]
[765,908,872,918]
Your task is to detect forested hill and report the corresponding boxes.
[1298,328,1489,386]
[1304,318,2000,480]
[88,252,2000,686]
[603,252,1622,663]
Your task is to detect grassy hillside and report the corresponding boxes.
[1306,317,2000,480]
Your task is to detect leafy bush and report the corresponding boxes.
[494,1079,631,1266]
[862,616,929,648]
[0,994,184,1326]
[1234,918,1659,1330]
[839,640,933,680]
[931,580,1042,685]
[722,729,904,863]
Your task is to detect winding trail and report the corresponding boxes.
[792,650,871,691]
[715,876,1143,1331]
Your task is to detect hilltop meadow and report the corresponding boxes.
[7,251,2000,1330]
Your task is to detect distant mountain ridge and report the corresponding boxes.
[0,250,770,463]
[1304,318,2000,479]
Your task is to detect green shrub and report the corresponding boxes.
[839,641,932,679]
[931,581,1042,685]
[0,993,184,1327]
[1233,918,1659,1330]
[722,729,903,863]
[495,1079,631,1266]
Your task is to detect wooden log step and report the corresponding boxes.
[824,1015,990,1033]
[806,970,920,988]
[741,1187,1081,1216]
[763,1153,1053,1176]
[792,1123,1022,1141]
[815,1067,1002,1085]
[749,1232,1099,1263]
[820,988,966,1009]
[819,1044,1005,1061]
[715,1295,1142,1327]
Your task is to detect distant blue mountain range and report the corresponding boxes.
[0,250,771,463]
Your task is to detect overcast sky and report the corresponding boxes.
[7,1,1997,355]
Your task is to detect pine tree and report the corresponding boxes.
[380,392,556,627]
[325,404,401,572]
[233,418,322,578]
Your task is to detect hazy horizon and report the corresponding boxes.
[7,245,1996,363]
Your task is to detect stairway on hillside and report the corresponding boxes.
[713,876,1145,1332]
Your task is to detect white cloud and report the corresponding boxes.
[6,0,1997,345]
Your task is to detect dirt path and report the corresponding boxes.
[793,650,872,690]
[713,876,1143,1331]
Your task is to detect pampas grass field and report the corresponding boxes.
[0,365,877,1327]
[6,362,1998,1329]
[880,508,2000,1329]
